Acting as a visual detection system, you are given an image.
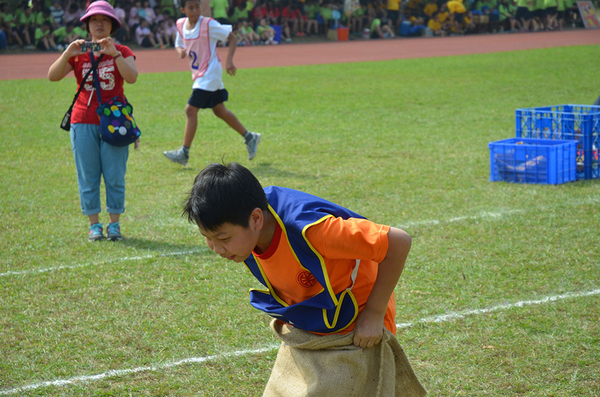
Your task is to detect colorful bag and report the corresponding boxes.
[97,96,141,147]
[91,53,141,147]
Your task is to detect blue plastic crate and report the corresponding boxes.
[489,138,577,185]
[515,104,600,180]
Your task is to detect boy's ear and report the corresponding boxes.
[249,207,264,231]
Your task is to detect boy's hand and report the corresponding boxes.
[352,308,385,348]
[176,47,186,59]
[226,60,237,76]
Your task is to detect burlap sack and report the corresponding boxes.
[263,319,427,397]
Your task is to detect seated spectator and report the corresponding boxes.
[370,8,395,37]
[349,0,369,34]
[211,0,229,24]
[427,11,447,34]
[237,18,260,44]
[34,19,57,50]
[545,0,558,30]
[462,10,477,32]
[253,1,268,24]
[142,1,156,25]
[135,17,163,48]
[408,11,426,35]
[52,20,78,49]
[438,3,451,26]
[515,0,531,31]
[0,2,24,48]
[498,0,520,31]
[265,1,281,25]
[386,0,401,31]
[113,1,130,43]
[49,0,64,27]
[161,14,178,47]
[230,1,249,27]
[63,1,83,24]
[17,1,35,39]
[304,0,319,35]
[447,0,467,33]
[406,0,423,14]
[256,17,278,44]
[423,0,438,19]
[319,0,341,34]
[129,0,142,30]
[74,20,88,41]
[282,1,304,36]
[36,7,56,30]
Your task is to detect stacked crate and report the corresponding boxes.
[489,105,600,184]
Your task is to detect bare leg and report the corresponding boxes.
[212,103,246,136]
[183,104,200,147]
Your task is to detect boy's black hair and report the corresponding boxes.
[180,0,200,8]
[183,163,268,231]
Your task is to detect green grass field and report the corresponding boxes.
[1,43,599,396]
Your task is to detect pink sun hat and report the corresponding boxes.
[80,1,122,28]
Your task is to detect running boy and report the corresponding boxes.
[164,0,261,166]
[182,163,427,395]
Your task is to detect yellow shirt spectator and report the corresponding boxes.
[447,0,467,12]
[424,2,439,16]
[387,0,401,11]
[428,18,442,30]
[438,10,450,21]
[408,0,422,10]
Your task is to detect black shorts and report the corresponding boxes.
[454,12,465,23]
[188,88,229,109]
[545,6,557,15]
[516,6,530,20]
[387,10,400,22]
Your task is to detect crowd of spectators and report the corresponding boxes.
[0,0,587,51]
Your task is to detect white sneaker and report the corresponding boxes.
[163,148,189,165]
[245,132,261,160]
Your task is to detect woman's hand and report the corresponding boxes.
[97,36,119,57]
[134,138,140,150]
[65,39,86,57]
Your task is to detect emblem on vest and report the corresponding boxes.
[297,270,317,288]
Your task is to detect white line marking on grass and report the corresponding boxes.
[0,249,206,277]
[0,347,277,395]
[395,288,600,328]
[2,288,598,395]
[396,197,600,230]
[396,209,526,229]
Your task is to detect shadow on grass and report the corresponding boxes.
[119,237,208,255]
[250,162,322,180]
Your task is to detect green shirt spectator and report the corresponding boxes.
[230,5,248,22]
[210,0,229,20]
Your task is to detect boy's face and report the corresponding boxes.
[181,0,201,19]
[199,222,258,263]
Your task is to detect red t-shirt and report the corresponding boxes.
[68,44,135,125]
[253,6,268,20]
[267,6,280,19]
[282,6,301,19]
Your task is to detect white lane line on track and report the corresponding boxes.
[2,288,598,395]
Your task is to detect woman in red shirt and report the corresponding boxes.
[48,1,139,242]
